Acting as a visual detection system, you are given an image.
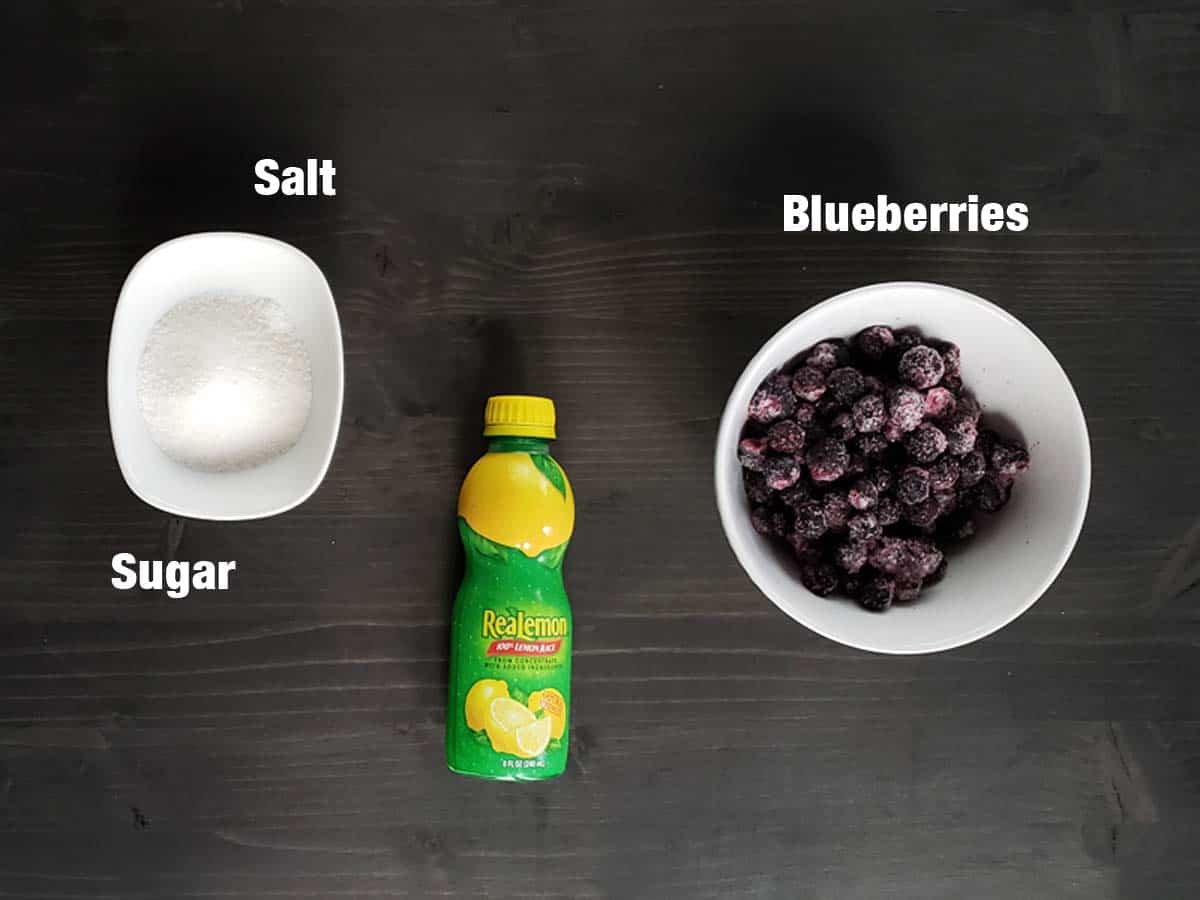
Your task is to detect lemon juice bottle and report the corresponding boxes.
[447,395,574,780]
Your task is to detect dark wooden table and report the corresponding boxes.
[2,2,1199,897]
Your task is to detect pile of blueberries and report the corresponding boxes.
[739,325,1030,611]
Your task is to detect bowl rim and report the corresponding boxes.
[713,280,1092,654]
[107,231,344,521]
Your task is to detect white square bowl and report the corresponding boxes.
[715,282,1091,654]
[107,232,343,520]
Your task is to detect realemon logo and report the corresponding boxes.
[482,609,569,640]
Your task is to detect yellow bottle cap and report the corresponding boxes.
[483,395,557,439]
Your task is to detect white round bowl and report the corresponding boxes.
[108,232,343,521]
[715,282,1090,654]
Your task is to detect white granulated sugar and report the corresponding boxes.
[137,292,313,473]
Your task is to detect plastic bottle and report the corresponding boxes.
[446,395,574,780]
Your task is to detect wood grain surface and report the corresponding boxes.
[2,1,1199,897]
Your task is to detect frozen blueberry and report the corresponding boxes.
[940,511,977,542]
[822,491,851,531]
[925,556,948,586]
[975,427,998,460]
[894,579,922,604]
[854,325,895,362]
[976,473,1012,512]
[897,466,931,505]
[893,328,923,357]
[956,450,986,488]
[906,423,947,463]
[846,453,868,476]
[775,510,795,537]
[779,480,812,507]
[805,340,848,372]
[751,506,788,536]
[801,562,840,597]
[788,532,822,564]
[928,456,961,491]
[868,537,903,573]
[737,436,769,471]
[763,455,803,490]
[904,496,940,528]
[870,537,941,579]
[942,413,978,456]
[990,438,1030,477]
[816,394,844,419]
[897,540,950,580]
[957,482,980,510]
[841,573,865,599]
[830,411,857,442]
[876,495,901,526]
[793,401,817,427]
[887,386,924,434]
[749,373,796,422]
[791,366,827,403]
[956,393,982,423]
[908,539,944,578]
[794,500,828,540]
[827,367,867,404]
[767,420,806,454]
[940,343,962,378]
[855,432,889,458]
[933,489,958,516]
[848,478,879,511]
[848,512,882,543]
[835,540,871,574]
[743,470,773,504]
[807,437,849,483]
[872,465,895,494]
[859,575,895,612]
[851,394,886,433]
[923,387,956,419]
[898,345,946,389]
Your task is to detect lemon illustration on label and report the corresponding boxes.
[527,688,567,741]
[514,717,553,759]
[484,696,537,755]
[458,452,574,558]
[464,679,509,732]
